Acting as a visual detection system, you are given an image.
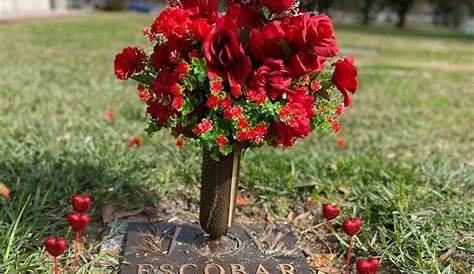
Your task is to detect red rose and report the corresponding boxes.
[289,49,325,77]
[262,0,295,12]
[333,56,358,106]
[227,4,264,30]
[203,16,252,86]
[189,18,212,41]
[308,15,339,57]
[150,7,190,39]
[249,59,291,100]
[282,14,310,51]
[114,47,146,80]
[181,0,219,21]
[249,21,286,62]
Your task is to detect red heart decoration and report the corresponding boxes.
[356,257,379,274]
[71,194,91,213]
[322,204,340,221]
[342,218,362,236]
[44,237,67,257]
[67,213,90,232]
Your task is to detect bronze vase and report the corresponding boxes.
[199,148,241,239]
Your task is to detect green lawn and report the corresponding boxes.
[0,13,473,273]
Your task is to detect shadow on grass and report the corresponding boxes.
[336,24,474,41]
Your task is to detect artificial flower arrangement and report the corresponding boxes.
[114,0,358,158]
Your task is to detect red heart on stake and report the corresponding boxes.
[356,257,379,274]
[322,204,341,221]
[67,213,90,232]
[71,194,91,213]
[343,218,362,236]
[44,237,67,257]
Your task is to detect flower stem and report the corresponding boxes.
[345,236,353,274]
[73,232,79,268]
[54,256,59,274]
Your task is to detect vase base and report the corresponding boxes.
[117,220,313,274]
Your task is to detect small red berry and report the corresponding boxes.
[322,204,340,221]
[44,237,67,257]
[67,213,90,232]
[356,257,379,274]
[342,218,362,236]
[71,194,91,213]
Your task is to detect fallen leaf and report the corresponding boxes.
[316,266,340,274]
[114,207,145,219]
[311,253,336,268]
[101,204,115,224]
[287,210,296,223]
[293,212,310,224]
[439,248,455,262]
[330,163,338,172]
[0,182,10,200]
[236,195,249,208]
[266,213,276,224]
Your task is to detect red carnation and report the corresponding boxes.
[147,101,175,125]
[216,135,228,147]
[189,18,212,42]
[176,137,184,148]
[333,56,358,106]
[254,124,268,144]
[219,97,232,109]
[237,118,248,129]
[231,85,242,98]
[181,0,219,21]
[150,7,190,39]
[150,43,182,70]
[127,136,142,148]
[206,95,219,108]
[249,59,291,100]
[204,16,252,86]
[193,118,213,135]
[172,96,184,110]
[224,105,243,120]
[210,80,223,94]
[114,47,146,80]
[262,0,295,12]
[337,138,346,149]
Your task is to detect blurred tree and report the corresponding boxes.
[430,0,471,27]
[360,0,378,25]
[317,0,333,14]
[385,0,416,27]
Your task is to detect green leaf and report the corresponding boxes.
[132,74,155,85]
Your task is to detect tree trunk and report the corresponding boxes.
[361,0,374,25]
[199,148,241,239]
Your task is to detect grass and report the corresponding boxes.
[0,12,473,273]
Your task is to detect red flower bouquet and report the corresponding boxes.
[114,0,358,158]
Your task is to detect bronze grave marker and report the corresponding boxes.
[120,221,312,274]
